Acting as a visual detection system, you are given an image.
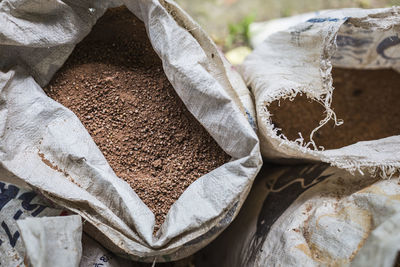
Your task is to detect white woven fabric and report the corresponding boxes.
[0,0,261,261]
[242,7,400,177]
[17,215,82,267]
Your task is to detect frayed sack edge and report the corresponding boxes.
[249,7,400,179]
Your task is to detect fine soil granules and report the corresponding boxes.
[269,68,400,150]
[43,7,230,231]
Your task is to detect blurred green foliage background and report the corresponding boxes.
[176,0,400,50]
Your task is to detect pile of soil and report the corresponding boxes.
[43,7,230,232]
[269,68,400,150]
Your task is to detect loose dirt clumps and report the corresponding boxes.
[269,68,400,150]
[43,7,230,232]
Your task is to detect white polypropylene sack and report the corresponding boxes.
[80,233,135,267]
[242,7,400,176]
[17,215,83,267]
[196,164,400,266]
[0,0,261,262]
[249,10,331,48]
[351,211,400,267]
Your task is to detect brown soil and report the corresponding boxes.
[43,7,230,232]
[269,68,400,150]
[38,152,64,173]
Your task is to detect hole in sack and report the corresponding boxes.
[269,68,400,150]
[43,7,230,233]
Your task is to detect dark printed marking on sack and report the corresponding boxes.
[31,205,47,217]
[336,35,373,48]
[92,253,114,266]
[332,51,363,63]
[13,210,23,220]
[0,182,48,248]
[0,183,19,211]
[1,222,19,247]
[290,24,313,46]
[306,17,345,23]
[92,253,116,267]
[19,192,47,214]
[377,35,400,60]
[243,164,333,266]
[245,109,257,131]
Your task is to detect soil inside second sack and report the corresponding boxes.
[269,68,400,150]
[43,7,230,232]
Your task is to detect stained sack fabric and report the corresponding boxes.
[17,215,83,267]
[241,7,400,177]
[0,0,261,262]
[194,164,400,267]
[79,233,136,267]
